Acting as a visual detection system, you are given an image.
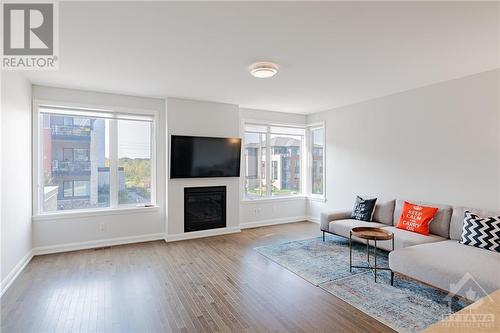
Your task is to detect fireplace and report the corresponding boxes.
[184,186,226,232]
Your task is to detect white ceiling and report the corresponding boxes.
[25,1,500,114]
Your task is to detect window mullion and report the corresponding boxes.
[266,128,272,197]
[109,118,118,208]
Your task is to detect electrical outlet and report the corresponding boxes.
[99,222,105,232]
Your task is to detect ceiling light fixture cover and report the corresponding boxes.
[249,62,279,78]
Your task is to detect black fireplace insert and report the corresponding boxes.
[184,186,226,232]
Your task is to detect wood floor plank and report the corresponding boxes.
[1,222,395,333]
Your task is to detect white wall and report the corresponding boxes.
[307,70,500,219]
[1,72,33,290]
[32,86,167,251]
[166,98,241,236]
[239,108,308,227]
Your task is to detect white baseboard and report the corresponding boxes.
[240,216,309,229]
[33,233,165,256]
[165,226,241,242]
[1,250,34,298]
[307,216,320,224]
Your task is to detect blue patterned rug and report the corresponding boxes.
[255,235,472,333]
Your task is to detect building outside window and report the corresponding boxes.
[310,126,325,196]
[243,130,266,198]
[37,106,155,213]
[244,124,304,199]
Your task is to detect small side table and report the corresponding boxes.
[349,227,394,285]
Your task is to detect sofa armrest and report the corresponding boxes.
[320,210,352,232]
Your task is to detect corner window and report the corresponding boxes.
[37,105,155,214]
[243,124,305,199]
[310,126,325,196]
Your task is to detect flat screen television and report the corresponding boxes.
[170,135,242,178]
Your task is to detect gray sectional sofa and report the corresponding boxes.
[320,199,500,300]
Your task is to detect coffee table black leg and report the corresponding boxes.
[322,231,325,242]
[391,236,395,286]
[374,239,377,282]
[366,240,369,264]
[349,231,352,272]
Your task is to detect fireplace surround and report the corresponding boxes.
[184,186,227,232]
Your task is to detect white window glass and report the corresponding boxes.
[63,148,73,161]
[244,132,266,198]
[74,149,89,162]
[41,113,110,211]
[311,127,324,195]
[74,180,90,197]
[63,181,73,198]
[270,134,302,196]
[117,120,152,205]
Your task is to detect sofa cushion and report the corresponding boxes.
[375,226,446,251]
[451,206,499,241]
[389,240,500,300]
[394,199,452,238]
[328,219,386,239]
[372,199,395,225]
[320,210,352,231]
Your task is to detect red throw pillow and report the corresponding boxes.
[396,201,438,236]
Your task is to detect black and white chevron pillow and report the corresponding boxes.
[460,211,500,252]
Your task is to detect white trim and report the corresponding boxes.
[33,233,165,255]
[307,195,327,203]
[241,118,306,129]
[32,205,159,221]
[240,216,309,229]
[165,227,241,242]
[1,250,34,298]
[241,195,306,204]
[34,98,160,118]
[306,216,320,224]
[307,122,326,199]
[109,118,118,207]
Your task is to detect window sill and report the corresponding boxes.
[241,195,307,204]
[32,205,160,222]
[307,195,327,203]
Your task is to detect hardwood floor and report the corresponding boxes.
[1,222,394,333]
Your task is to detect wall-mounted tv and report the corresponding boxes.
[170,135,242,178]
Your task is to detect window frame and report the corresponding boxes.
[307,123,326,200]
[241,120,307,201]
[33,99,158,217]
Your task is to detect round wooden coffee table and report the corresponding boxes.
[349,227,394,284]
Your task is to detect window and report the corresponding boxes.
[243,124,305,199]
[62,180,90,198]
[118,119,152,205]
[244,130,266,198]
[310,126,325,196]
[63,181,73,198]
[37,105,155,214]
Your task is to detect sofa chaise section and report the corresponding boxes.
[389,206,500,299]
[389,240,500,299]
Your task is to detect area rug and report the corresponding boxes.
[255,235,472,333]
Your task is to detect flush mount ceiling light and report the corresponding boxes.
[249,61,279,78]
